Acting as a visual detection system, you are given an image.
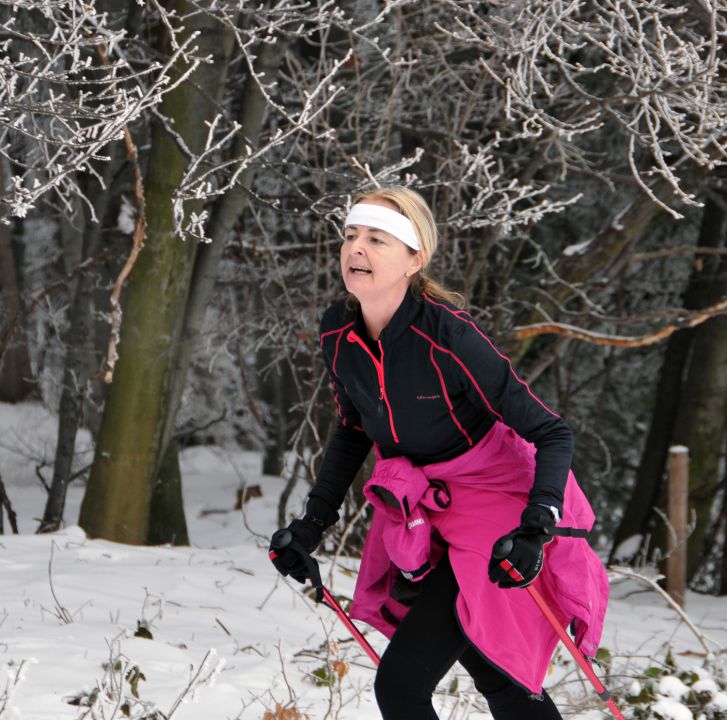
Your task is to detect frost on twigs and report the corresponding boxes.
[67,641,224,719]
[434,0,727,216]
[0,659,33,717]
[0,0,193,221]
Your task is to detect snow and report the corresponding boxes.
[659,676,690,699]
[117,195,136,235]
[562,239,592,257]
[652,697,694,719]
[611,534,643,562]
[693,678,719,697]
[711,691,727,710]
[1,400,726,719]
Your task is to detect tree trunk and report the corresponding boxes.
[38,152,120,533]
[672,261,727,580]
[608,328,693,560]
[610,193,727,563]
[260,333,293,477]
[0,157,34,402]
[146,37,288,540]
[719,475,727,595]
[147,438,188,545]
[79,5,237,544]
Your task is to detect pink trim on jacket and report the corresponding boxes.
[320,321,355,344]
[427,344,473,447]
[409,324,504,422]
[320,321,358,429]
[346,330,400,444]
[421,293,559,418]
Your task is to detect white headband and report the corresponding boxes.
[344,203,420,251]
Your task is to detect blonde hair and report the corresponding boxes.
[350,186,465,308]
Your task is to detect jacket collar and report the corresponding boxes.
[351,286,423,345]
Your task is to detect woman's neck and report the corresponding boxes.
[359,285,408,341]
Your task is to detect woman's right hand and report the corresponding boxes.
[268,517,325,583]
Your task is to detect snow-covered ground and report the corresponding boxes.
[0,401,725,719]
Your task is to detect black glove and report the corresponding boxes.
[269,496,338,584]
[488,505,556,589]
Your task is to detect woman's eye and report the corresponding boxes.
[370,237,384,245]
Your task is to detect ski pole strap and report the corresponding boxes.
[492,526,590,561]
[507,525,590,541]
[289,537,325,604]
[548,526,590,538]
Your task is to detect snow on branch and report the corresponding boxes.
[171,49,354,243]
[0,1,203,221]
[433,0,727,214]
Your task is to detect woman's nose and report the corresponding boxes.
[349,235,365,253]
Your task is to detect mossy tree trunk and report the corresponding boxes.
[79,5,237,545]
[146,37,288,540]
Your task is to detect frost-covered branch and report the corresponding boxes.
[0,1,202,220]
[511,293,727,347]
[432,0,727,212]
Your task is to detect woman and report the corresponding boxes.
[270,187,609,720]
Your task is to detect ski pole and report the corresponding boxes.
[270,529,381,666]
[492,537,625,720]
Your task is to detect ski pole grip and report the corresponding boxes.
[270,529,324,603]
[492,536,514,560]
[271,529,294,550]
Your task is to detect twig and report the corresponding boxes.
[0,659,27,716]
[608,566,722,658]
[48,541,73,624]
[34,464,50,493]
[630,246,727,262]
[175,408,228,445]
[278,456,303,530]
[166,649,220,718]
[327,499,369,587]
[0,247,116,361]
[97,45,146,385]
[215,617,232,636]
[274,641,297,706]
[0,473,19,534]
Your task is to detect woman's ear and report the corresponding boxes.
[409,252,423,276]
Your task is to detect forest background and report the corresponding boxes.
[1,0,727,599]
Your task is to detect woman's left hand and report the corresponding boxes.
[488,505,556,589]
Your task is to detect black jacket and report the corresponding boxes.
[310,287,574,516]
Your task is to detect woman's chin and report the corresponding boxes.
[343,279,370,299]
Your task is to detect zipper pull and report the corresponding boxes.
[377,388,384,417]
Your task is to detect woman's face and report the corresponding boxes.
[340,201,422,305]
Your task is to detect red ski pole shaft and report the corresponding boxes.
[270,530,380,666]
[499,559,625,720]
[322,587,381,666]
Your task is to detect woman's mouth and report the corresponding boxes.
[350,266,372,275]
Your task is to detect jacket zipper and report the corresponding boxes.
[347,330,400,444]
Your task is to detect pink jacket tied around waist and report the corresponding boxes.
[349,421,610,694]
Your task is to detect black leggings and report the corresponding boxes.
[374,553,562,720]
